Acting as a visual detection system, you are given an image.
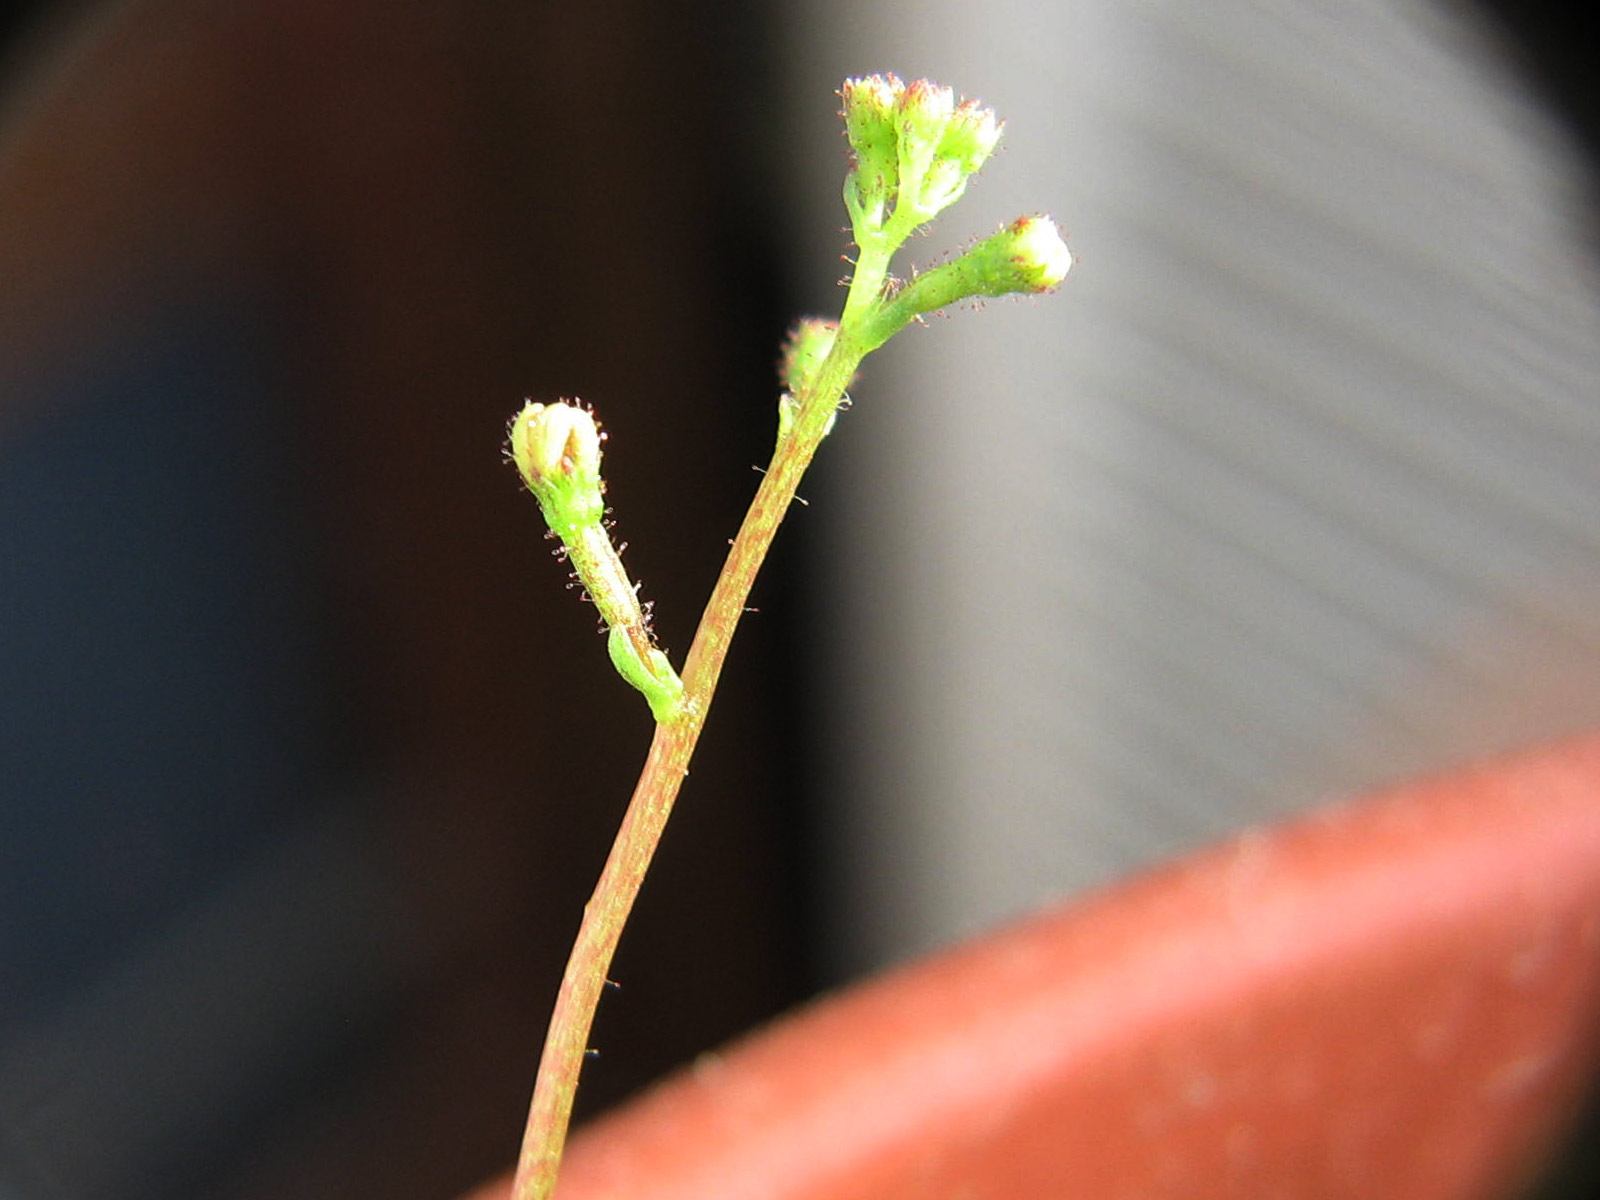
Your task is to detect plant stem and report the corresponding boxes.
[504,73,1070,1199]
[510,283,880,1200]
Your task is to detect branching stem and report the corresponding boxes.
[509,269,882,1200]
[505,73,1069,1200]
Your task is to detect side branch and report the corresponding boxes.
[510,344,862,1200]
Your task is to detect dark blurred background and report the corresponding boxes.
[0,2,1596,1199]
[0,3,810,1197]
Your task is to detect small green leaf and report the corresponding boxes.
[608,627,684,723]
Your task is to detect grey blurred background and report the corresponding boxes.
[0,1,1597,1198]
[781,0,1600,974]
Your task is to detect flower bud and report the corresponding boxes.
[509,400,606,533]
[779,318,839,397]
[777,318,847,442]
[894,78,956,198]
[917,99,1002,214]
[965,215,1073,295]
[898,78,955,140]
[939,100,1002,179]
[842,74,902,230]
[842,74,901,162]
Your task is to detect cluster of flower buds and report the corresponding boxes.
[841,73,1003,236]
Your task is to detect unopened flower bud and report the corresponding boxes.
[779,318,839,397]
[965,215,1073,295]
[776,318,846,442]
[894,78,956,193]
[917,100,1002,214]
[842,74,903,230]
[842,74,901,162]
[898,78,955,141]
[509,400,605,533]
[939,100,1002,179]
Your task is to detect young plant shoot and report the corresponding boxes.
[508,74,1070,1200]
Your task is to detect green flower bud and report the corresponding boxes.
[964,215,1073,295]
[940,99,1003,179]
[777,318,847,442]
[893,78,956,212]
[842,74,902,231]
[509,400,606,534]
[919,99,1002,216]
[779,318,839,397]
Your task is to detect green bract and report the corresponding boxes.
[607,628,684,723]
